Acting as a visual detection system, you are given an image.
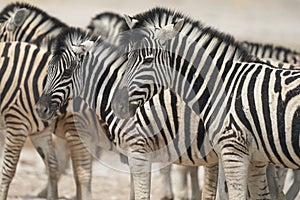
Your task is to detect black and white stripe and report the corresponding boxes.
[0,2,67,44]
[37,27,219,200]
[111,7,300,199]
[0,3,105,200]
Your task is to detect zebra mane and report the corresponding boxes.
[51,27,99,57]
[0,2,67,27]
[130,7,254,61]
[241,41,300,55]
[88,11,129,31]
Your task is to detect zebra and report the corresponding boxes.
[87,11,202,200]
[108,7,300,199]
[240,41,300,200]
[0,3,106,199]
[36,27,220,200]
[0,40,114,200]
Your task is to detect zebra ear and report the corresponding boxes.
[124,14,138,29]
[7,8,29,31]
[156,18,184,44]
[71,41,94,56]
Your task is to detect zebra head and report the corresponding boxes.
[37,28,96,120]
[112,17,184,119]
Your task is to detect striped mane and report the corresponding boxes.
[0,2,67,27]
[51,27,98,57]
[130,7,254,62]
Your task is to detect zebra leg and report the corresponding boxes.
[37,136,70,198]
[218,131,250,199]
[128,152,151,200]
[189,166,201,200]
[159,164,173,200]
[0,131,4,161]
[266,164,287,200]
[286,170,300,200]
[202,163,218,200]
[248,162,271,200]
[65,131,93,200]
[0,127,27,200]
[173,165,188,199]
[29,126,58,200]
[216,158,228,200]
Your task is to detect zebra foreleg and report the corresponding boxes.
[128,152,151,200]
[173,165,188,200]
[37,136,70,198]
[202,163,218,200]
[266,165,287,200]
[0,127,27,200]
[30,126,59,200]
[189,166,201,200]
[159,164,173,200]
[248,162,271,200]
[65,131,93,200]
[217,129,250,200]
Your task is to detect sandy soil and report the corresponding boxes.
[1,0,300,199]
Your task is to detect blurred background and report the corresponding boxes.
[2,0,300,50]
[0,0,300,199]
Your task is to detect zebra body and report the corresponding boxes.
[0,3,105,199]
[37,27,219,200]
[110,8,300,199]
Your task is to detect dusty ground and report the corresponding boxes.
[4,142,206,200]
[1,0,300,199]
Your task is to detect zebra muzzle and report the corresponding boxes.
[112,87,137,119]
[36,93,56,121]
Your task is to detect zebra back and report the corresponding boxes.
[0,2,67,44]
[241,41,300,66]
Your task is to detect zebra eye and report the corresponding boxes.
[143,55,154,65]
[62,69,72,79]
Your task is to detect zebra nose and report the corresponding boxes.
[112,87,137,119]
[36,93,55,120]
